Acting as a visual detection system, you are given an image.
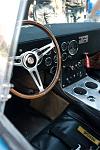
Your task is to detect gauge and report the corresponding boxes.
[50,66,56,74]
[45,57,52,66]
[61,42,69,51]
[68,40,78,55]
[54,55,57,63]
[62,53,67,61]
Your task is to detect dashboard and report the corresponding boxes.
[17,22,100,88]
[11,22,100,111]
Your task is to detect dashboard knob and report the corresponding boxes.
[69,65,75,70]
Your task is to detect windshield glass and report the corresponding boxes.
[25,0,100,24]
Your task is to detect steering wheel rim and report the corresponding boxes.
[10,20,61,100]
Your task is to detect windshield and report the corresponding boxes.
[24,0,100,24]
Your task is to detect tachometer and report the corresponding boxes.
[68,40,78,55]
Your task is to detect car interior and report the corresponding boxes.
[1,2,100,150]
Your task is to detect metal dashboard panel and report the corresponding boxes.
[64,76,100,111]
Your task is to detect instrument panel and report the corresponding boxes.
[17,23,100,89]
[61,40,78,56]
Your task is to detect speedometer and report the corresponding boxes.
[68,40,78,55]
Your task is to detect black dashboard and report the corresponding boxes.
[17,22,100,89]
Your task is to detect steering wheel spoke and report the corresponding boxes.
[36,42,55,59]
[29,68,44,92]
[14,55,23,66]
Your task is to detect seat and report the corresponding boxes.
[30,104,100,150]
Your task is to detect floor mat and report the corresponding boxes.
[5,99,51,142]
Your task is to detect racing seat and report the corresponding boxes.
[30,104,100,150]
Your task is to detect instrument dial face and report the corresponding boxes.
[50,66,56,74]
[68,40,78,55]
[45,57,52,66]
[61,42,69,51]
[62,53,67,61]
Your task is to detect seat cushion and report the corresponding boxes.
[31,107,100,150]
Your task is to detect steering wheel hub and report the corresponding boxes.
[23,53,37,68]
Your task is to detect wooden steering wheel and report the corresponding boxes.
[10,20,61,100]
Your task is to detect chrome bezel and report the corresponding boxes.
[61,42,69,51]
[45,57,52,66]
[68,40,78,55]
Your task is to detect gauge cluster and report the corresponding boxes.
[17,38,86,84]
[60,39,86,87]
[61,40,78,60]
[44,47,57,74]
